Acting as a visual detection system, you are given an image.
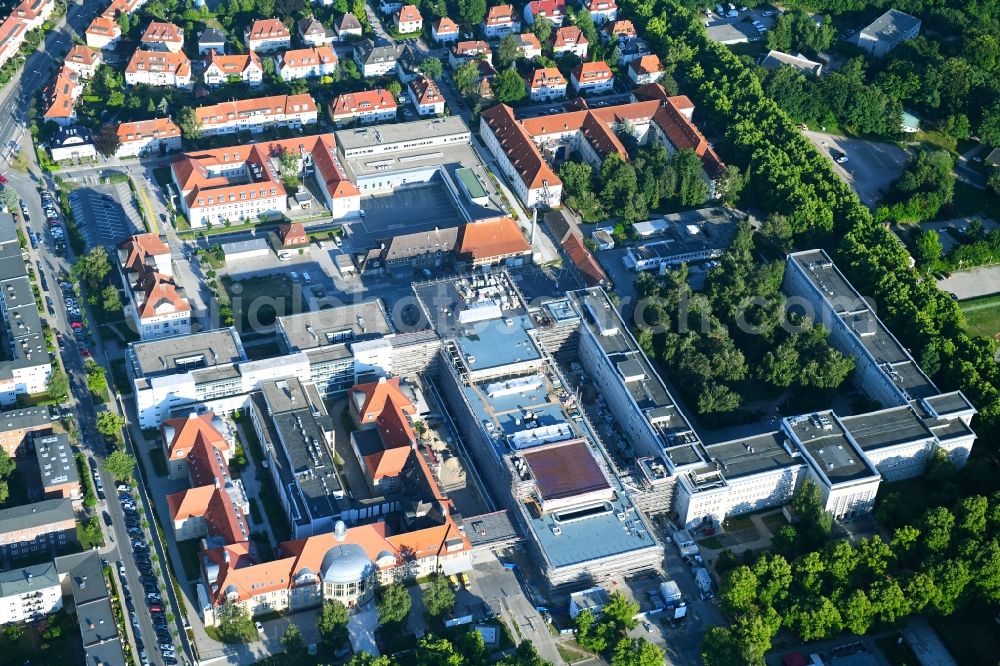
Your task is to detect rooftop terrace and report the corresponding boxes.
[128,327,246,378]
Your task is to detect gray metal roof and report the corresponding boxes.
[34,433,79,490]
[0,498,74,534]
[128,327,246,378]
[0,561,60,596]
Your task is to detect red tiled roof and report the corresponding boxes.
[66,44,99,67]
[117,117,180,144]
[397,4,422,23]
[162,412,228,462]
[553,26,586,48]
[485,4,515,24]
[329,89,397,117]
[454,40,491,56]
[409,75,443,107]
[246,18,289,40]
[279,46,337,69]
[204,49,261,75]
[433,17,458,33]
[480,104,560,190]
[573,60,612,83]
[630,54,663,76]
[529,66,566,88]
[458,216,531,261]
[141,21,183,44]
[125,49,191,78]
[526,0,565,17]
[562,234,607,286]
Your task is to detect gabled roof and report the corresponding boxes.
[652,97,725,177]
[245,18,289,40]
[279,222,308,246]
[553,25,586,48]
[117,117,180,144]
[141,21,183,45]
[335,13,362,32]
[486,4,516,23]
[135,271,190,320]
[85,15,118,37]
[454,40,491,56]
[517,33,541,52]
[630,54,662,75]
[563,233,607,286]
[409,74,443,107]
[602,19,635,39]
[195,94,317,126]
[396,4,422,23]
[279,46,338,69]
[162,412,228,462]
[204,49,261,75]
[458,216,531,261]
[573,60,612,83]
[527,0,565,17]
[125,49,191,78]
[66,45,100,68]
[118,232,170,276]
[529,67,566,88]
[479,103,559,190]
[198,27,225,44]
[329,89,397,116]
[433,17,458,34]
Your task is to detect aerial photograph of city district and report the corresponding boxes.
[0,0,997,664]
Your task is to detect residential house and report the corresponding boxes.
[628,54,663,84]
[194,94,318,136]
[42,67,83,126]
[84,15,120,49]
[483,4,520,38]
[408,75,445,115]
[394,4,422,34]
[33,433,80,501]
[48,125,96,162]
[115,117,182,158]
[516,33,542,59]
[245,18,291,52]
[140,21,184,52]
[329,89,397,126]
[552,26,587,58]
[161,413,231,480]
[118,233,190,340]
[0,19,27,71]
[431,17,458,43]
[298,16,336,46]
[125,50,193,88]
[0,499,76,562]
[395,43,424,82]
[854,9,920,57]
[277,222,310,253]
[354,39,403,76]
[449,40,491,69]
[0,406,52,457]
[334,13,363,40]
[379,0,402,12]
[616,36,649,64]
[523,0,565,26]
[571,60,613,94]
[601,18,635,43]
[63,45,101,79]
[0,563,62,625]
[527,67,566,101]
[580,0,617,24]
[197,27,226,54]
[276,46,338,80]
[202,50,263,87]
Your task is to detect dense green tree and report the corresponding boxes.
[458,630,489,666]
[457,0,487,27]
[217,602,255,642]
[280,623,306,660]
[102,285,121,313]
[493,67,527,104]
[378,584,411,625]
[841,589,875,635]
[421,56,443,79]
[531,17,553,43]
[104,450,136,481]
[318,600,350,648]
[611,637,665,666]
[914,229,944,272]
[453,60,481,96]
[417,635,464,666]
[75,246,112,288]
[85,358,109,397]
[348,654,393,666]
[498,640,549,666]
[422,574,455,617]
[177,107,201,140]
[498,35,520,68]
[721,566,758,615]
[46,368,69,402]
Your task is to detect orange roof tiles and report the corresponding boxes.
[141,21,183,45]
[397,4,421,23]
[204,49,261,76]
[246,18,289,40]
[517,33,541,51]
[195,93,317,126]
[433,17,458,33]
[603,19,635,39]
[486,4,516,24]
[117,117,180,144]
[279,46,337,68]
[526,0,565,18]
[529,67,566,89]
[630,54,663,75]
[409,75,443,107]
[135,271,190,320]
[454,40,491,56]
[553,26,586,48]
[329,89,396,117]
[66,44,99,67]
[86,15,117,36]
[459,217,531,262]
[162,412,228,462]
[573,60,612,83]
[125,49,191,77]
[350,378,417,481]
[563,234,607,286]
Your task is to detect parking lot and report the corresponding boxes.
[348,183,465,249]
[705,4,778,44]
[69,183,144,250]
[804,130,910,206]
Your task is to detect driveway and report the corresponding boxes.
[803,130,910,207]
[348,604,381,657]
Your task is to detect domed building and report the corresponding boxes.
[320,540,376,608]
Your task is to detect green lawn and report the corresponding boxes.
[959,292,1000,338]
[930,602,1000,666]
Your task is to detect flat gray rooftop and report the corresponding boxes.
[839,407,933,451]
[862,9,920,41]
[34,433,79,489]
[0,497,74,533]
[277,300,392,352]
[462,510,520,548]
[0,561,59,596]
[454,315,541,371]
[129,327,245,378]
[706,432,799,479]
[336,116,470,154]
[786,412,879,484]
[922,392,974,416]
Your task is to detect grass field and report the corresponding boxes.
[959,292,1000,338]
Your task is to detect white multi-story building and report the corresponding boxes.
[570,61,613,94]
[194,94,318,136]
[431,17,458,43]
[244,18,290,52]
[117,233,191,341]
[579,0,617,24]
[171,133,359,228]
[125,50,192,88]
[408,75,445,116]
[552,26,588,58]
[328,89,398,126]
[526,67,566,101]
[394,4,422,33]
[483,4,520,37]
[115,117,182,158]
[0,562,62,624]
[523,0,565,26]
[202,50,263,87]
[628,54,663,85]
[84,15,120,49]
[276,47,338,80]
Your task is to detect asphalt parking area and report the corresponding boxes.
[70,183,143,250]
[348,182,465,248]
[803,130,910,207]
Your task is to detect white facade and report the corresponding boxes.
[276,49,338,80]
[478,114,562,208]
[50,137,96,162]
[0,564,62,625]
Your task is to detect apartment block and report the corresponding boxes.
[0,562,62,624]
[33,433,80,501]
[0,499,76,562]
[115,117,182,158]
[194,94,318,136]
[124,49,192,88]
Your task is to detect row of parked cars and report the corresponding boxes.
[117,486,178,665]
